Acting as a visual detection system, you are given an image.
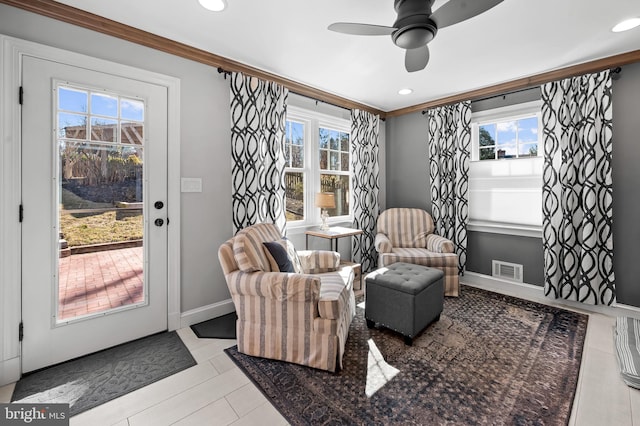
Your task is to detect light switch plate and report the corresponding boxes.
[181,177,202,193]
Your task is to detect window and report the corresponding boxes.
[284,120,305,221]
[284,106,351,227]
[474,107,540,161]
[319,128,350,217]
[478,116,539,160]
[469,100,543,237]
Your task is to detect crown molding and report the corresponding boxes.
[386,49,640,117]
[2,0,639,119]
[0,0,386,118]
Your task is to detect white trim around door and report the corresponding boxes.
[0,34,181,385]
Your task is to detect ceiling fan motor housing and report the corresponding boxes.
[392,0,438,49]
[392,20,437,49]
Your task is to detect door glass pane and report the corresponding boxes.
[58,87,87,113]
[57,85,146,322]
[90,117,118,142]
[91,93,118,118]
[121,122,144,145]
[58,113,87,139]
[121,98,145,121]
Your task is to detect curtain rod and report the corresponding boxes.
[217,67,350,112]
[217,67,385,121]
[420,67,623,115]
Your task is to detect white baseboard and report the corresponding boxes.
[179,299,235,329]
[0,356,20,387]
[461,272,640,319]
[614,302,640,314]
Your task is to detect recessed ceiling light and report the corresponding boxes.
[199,0,227,12]
[398,88,413,95]
[612,18,640,32]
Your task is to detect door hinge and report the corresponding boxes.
[19,86,23,105]
[19,322,23,342]
[19,204,23,222]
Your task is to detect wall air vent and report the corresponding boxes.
[492,260,523,283]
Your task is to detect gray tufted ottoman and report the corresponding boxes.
[365,262,444,345]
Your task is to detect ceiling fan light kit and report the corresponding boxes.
[328,0,504,72]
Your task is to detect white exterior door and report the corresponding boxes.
[21,55,169,373]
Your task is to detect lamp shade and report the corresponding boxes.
[315,192,336,209]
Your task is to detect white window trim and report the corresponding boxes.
[469,100,543,238]
[286,105,353,233]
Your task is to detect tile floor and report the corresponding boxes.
[2,280,639,425]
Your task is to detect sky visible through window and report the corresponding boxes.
[57,86,145,145]
[479,115,538,160]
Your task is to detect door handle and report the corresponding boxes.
[154,218,164,227]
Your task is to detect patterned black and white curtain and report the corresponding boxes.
[351,109,380,273]
[426,101,471,274]
[541,70,615,305]
[230,72,289,234]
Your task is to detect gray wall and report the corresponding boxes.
[385,67,640,308]
[465,232,544,285]
[0,3,233,312]
[385,113,431,210]
[611,62,640,306]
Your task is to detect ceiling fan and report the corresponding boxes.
[328,0,504,72]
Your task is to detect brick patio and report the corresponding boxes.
[57,246,144,321]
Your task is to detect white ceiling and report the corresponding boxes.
[53,0,640,112]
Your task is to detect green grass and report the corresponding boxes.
[60,188,143,247]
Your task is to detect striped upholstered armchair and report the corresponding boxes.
[375,208,459,296]
[218,223,356,372]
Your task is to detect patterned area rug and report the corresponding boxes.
[12,331,196,417]
[225,286,588,425]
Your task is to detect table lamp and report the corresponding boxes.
[315,192,335,231]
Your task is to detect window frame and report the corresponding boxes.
[285,105,353,230]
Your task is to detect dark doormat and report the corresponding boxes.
[191,312,237,339]
[11,331,196,417]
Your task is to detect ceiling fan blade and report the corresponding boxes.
[431,0,503,29]
[405,45,430,73]
[328,22,396,36]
